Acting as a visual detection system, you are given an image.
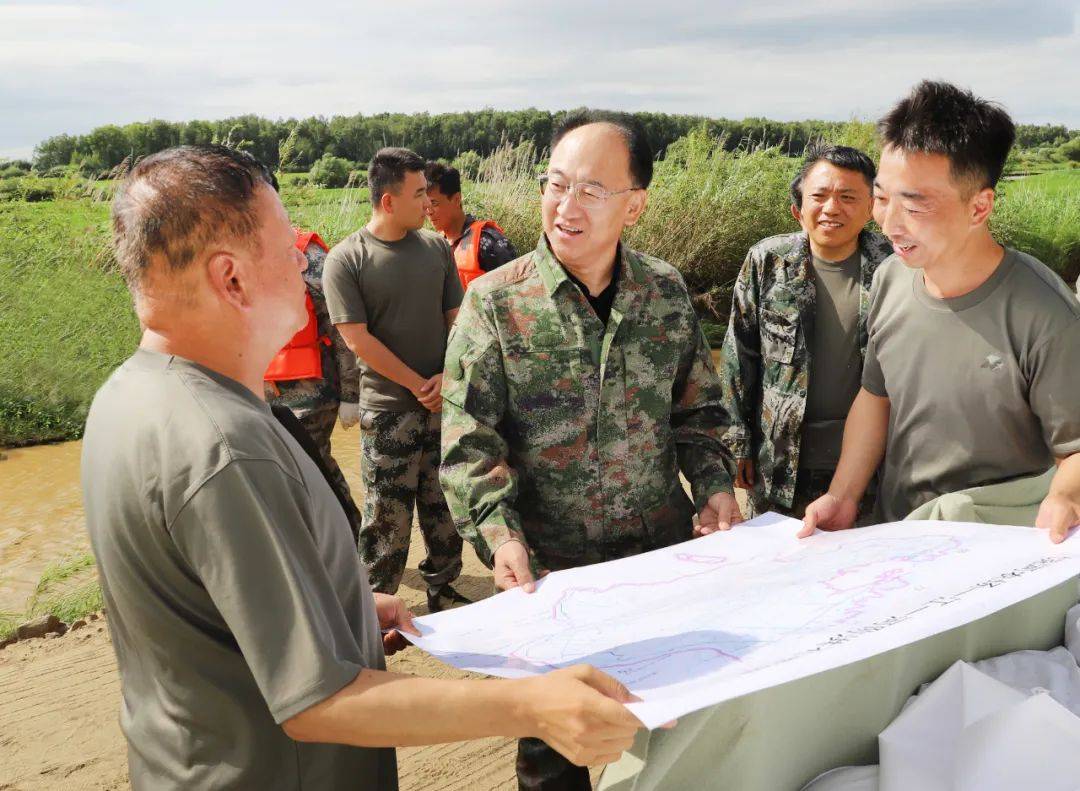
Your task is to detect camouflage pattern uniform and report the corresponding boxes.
[440,235,734,791]
[719,230,893,518]
[265,240,363,543]
[453,213,519,273]
[358,408,463,594]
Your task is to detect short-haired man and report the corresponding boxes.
[84,145,646,790]
[720,145,893,518]
[800,81,1080,541]
[425,160,518,289]
[440,110,741,790]
[323,147,468,612]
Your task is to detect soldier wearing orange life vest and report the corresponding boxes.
[265,226,363,543]
[425,161,518,289]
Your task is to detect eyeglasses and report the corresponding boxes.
[538,175,641,210]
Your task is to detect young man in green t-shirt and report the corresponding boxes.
[800,81,1080,541]
[322,147,470,612]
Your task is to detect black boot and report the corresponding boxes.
[426,583,473,613]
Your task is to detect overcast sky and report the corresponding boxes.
[2,0,1078,159]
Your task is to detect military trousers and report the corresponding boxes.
[358,408,462,594]
[517,737,591,791]
[300,405,363,545]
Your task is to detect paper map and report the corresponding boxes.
[409,514,1080,728]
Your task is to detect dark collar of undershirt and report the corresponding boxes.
[564,258,621,327]
[451,214,476,250]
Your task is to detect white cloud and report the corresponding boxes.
[1,0,1077,156]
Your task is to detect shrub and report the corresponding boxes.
[452,150,483,181]
[1061,137,1080,163]
[309,154,353,188]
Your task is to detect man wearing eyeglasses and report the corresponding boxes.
[440,110,740,790]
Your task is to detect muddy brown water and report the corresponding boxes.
[0,426,365,616]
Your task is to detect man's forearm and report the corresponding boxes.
[285,670,532,748]
[828,388,890,503]
[337,323,425,393]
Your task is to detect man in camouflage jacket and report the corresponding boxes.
[440,112,741,790]
[266,232,363,542]
[720,145,893,518]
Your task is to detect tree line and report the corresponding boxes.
[28,110,1076,176]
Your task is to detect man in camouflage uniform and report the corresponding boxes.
[719,145,893,519]
[440,111,740,791]
[425,161,518,275]
[265,230,363,544]
[323,147,469,613]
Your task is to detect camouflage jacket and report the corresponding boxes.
[719,230,892,508]
[440,235,733,572]
[265,242,359,416]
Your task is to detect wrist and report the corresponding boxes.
[505,678,540,739]
[827,482,862,505]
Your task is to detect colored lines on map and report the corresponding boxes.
[547,550,730,620]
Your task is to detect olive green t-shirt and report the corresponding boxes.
[862,249,1080,522]
[801,250,862,470]
[81,349,396,791]
[323,227,464,411]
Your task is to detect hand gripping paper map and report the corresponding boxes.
[408,514,1080,728]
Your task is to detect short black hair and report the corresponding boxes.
[425,161,461,197]
[790,144,876,208]
[368,146,427,207]
[878,80,1016,191]
[550,110,654,189]
[112,145,276,290]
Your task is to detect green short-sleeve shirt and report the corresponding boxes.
[81,349,397,790]
[862,249,1080,521]
[323,227,464,411]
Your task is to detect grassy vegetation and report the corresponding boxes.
[1,552,102,642]
[0,198,139,446]
[995,170,1080,285]
[2,129,1078,447]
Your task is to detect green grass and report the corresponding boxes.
[1011,169,1080,196]
[0,199,140,446]
[1,553,103,642]
[994,170,1080,285]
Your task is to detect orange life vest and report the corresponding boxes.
[453,219,504,291]
[264,230,331,383]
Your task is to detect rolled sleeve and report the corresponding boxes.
[170,460,368,723]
